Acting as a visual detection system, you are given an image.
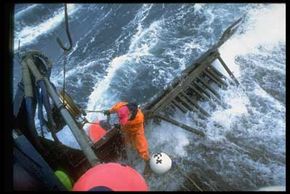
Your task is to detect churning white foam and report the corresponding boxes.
[219,4,285,79]
[15,4,39,19]
[86,5,161,122]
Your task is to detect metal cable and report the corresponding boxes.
[62,51,67,108]
[56,4,73,51]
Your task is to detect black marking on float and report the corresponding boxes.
[156,158,162,164]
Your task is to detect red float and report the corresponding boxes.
[72,163,148,191]
[88,121,106,143]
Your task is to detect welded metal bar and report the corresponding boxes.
[179,91,198,107]
[193,81,226,109]
[155,114,205,137]
[210,66,228,80]
[188,84,210,101]
[164,104,176,115]
[177,94,196,111]
[207,67,228,87]
[172,99,187,113]
[217,55,240,85]
[180,91,210,117]
[176,95,194,111]
[204,69,224,88]
[216,16,244,48]
[196,77,221,99]
[174,97,190,112]
[192,80,213,99]
[188,83,220,115]
[169,103,177,111]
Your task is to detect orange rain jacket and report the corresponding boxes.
[109,102,150,161]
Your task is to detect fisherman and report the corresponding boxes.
[103,101,151,175]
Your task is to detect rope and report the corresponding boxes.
[85,110,105,113]
[85,121,100,125]
[57,3,72,109]
[83,114,111,125]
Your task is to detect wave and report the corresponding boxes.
[15,4,39,19]
[202,4,285,188]
[14,4,81,50]
[219,4,285,78]
[85,4,155,121]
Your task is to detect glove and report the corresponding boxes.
[114,124,121,129]
[103,110,110,116]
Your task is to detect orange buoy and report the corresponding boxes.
[72,163,148,191]
[88,121,106,143]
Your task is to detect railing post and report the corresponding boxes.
[217,54,240,86]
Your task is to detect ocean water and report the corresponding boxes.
[13,3,285,191]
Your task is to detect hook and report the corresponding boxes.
[56,4,73,51]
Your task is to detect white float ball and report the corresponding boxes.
[149,152,172,174]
